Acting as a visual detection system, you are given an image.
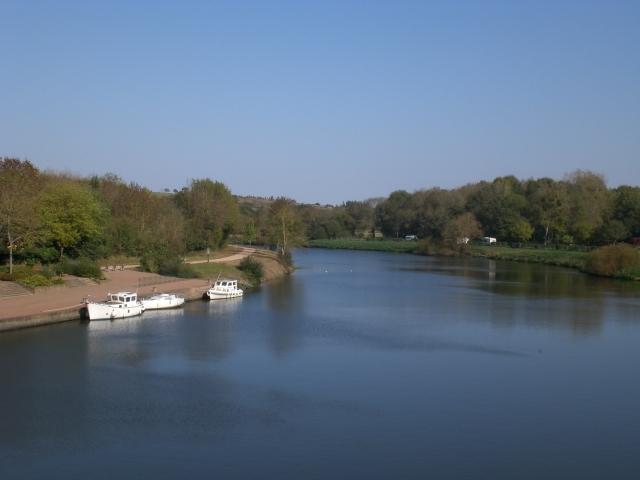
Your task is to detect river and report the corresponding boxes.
[1,248,640,479]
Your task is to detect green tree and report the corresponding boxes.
[565,170,609,244]
[413,188,464,240]
[376,190,414,238]
[267,198,305,256]
[244,219,257,246]
[525,178,569,245]
[38,182,106,258]
[612,186,640,237]
[593,220,629,245]
[343,201,374,237]
[175,179,238,250]
[504,217,534,243]
[0,158,42,273]
[469,176,529,242]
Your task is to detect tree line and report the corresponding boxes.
[0,158,298,275]
[294,171,640,248]
[2,158,640,277]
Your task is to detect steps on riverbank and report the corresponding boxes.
[0,281,32,299]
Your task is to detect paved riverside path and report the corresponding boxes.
[0,246,277,325]
[113,246,260,270]
[185,246,260,265]
[0,270,209,322]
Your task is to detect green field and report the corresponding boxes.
[189,262,246,282]
[307,238,418,253]
[307,238,592,271]
[469,245,588,269]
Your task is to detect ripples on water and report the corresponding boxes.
[1,248,640,479]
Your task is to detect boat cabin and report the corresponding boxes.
[214,280,238,289]
[108,292,138,303]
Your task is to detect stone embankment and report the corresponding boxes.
[0,270,210,332]
[0,246,290,333]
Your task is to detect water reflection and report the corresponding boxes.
[3,248,640,478]
[266,277,303,356]
[393,255,640,336]
[404,256,640,299]
[207,297,242,316]
[195,298,242,359]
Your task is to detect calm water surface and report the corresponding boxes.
[1,249,640,479]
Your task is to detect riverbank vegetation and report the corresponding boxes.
[2,157,640,282]
[296,171,640,280]
[308,238,418,253]
[298,172,640,248]
[0,158,299,283]
[238,256,264,286]
[469,245,588,270]
[585,244,640,280]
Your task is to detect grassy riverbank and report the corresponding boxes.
[307,238,640,280]
[469,245,588,269]
[308,239,587,267]
[190,252,290,287]
[190,263,247,282]
[307,238,418,253]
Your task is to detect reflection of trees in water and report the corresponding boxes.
[479,263,612,335]
[487,296,605,336]
[266,277,304,357]
[398,256,634,336]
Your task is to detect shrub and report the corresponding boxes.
[56,257,102,279]
[18,274,56,288]
[140,251,196,278]
[585,244,640,278]
[238,256,264,286]
[415,238,457,256]
[279,250,293,267]
[158,257,197,278]
[0,265,58,285]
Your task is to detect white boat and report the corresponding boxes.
[141,293,185,310]
[86,291,144,320]
[206,279,243,300]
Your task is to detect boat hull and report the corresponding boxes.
[206,290,243,300]
[87,302,144,320]
[141,296,185,310]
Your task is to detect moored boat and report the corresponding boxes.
[86,291,144,320]
[141,293,185,310]
[206,279,243,300]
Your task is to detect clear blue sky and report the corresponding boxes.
[1,0,638,204]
